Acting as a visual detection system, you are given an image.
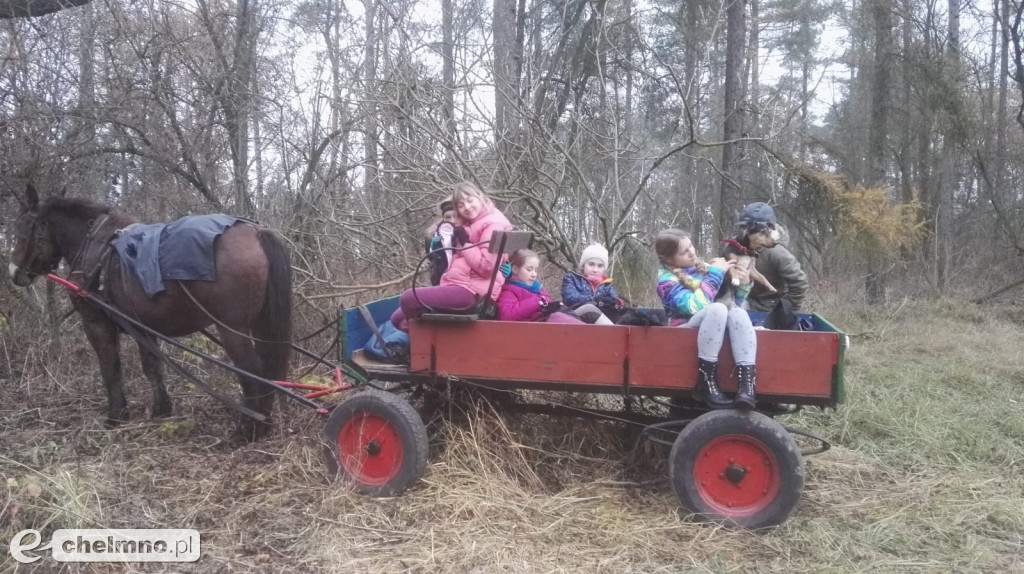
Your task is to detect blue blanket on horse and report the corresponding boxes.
[113,214,250,297]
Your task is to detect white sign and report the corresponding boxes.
[10,529,201,563]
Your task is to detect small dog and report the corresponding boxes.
[720,236,775,292]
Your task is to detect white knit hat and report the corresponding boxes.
[579,243,609,270]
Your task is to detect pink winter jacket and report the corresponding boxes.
[440,202,513,301]
[497,282,553,322]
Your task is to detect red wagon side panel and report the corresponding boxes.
[410,321,627,387]
[409,320,839,404]
[628,327,839,402]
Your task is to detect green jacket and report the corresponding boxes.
[748,225,808,312]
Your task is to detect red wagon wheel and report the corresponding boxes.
[669,410,804,529]
[323,389,428,496]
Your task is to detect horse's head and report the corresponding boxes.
[9,185,61,287]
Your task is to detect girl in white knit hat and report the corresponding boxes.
[560,243,620,325]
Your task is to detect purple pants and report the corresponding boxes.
[543,311,585,324]
[391,285,478,331]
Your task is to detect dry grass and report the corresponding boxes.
[2,298,1024,573]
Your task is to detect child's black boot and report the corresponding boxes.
[694,358,732,409]
[735,364,756,410]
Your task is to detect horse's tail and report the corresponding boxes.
[254,228,292,381]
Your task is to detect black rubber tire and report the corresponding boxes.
[667,396,709,420]
[323,389,429,497]
[669,409,804,529]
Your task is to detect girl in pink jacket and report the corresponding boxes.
[498,249,583,324]
[391,182,514,331]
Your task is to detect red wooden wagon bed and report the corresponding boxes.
[406,315,844,405]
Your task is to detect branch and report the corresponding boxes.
[0,0,91,18]
[972,276,1024,303]
[303,271,415,300]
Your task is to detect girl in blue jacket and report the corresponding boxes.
[560,244,618,325]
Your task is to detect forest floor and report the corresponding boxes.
[1,299,1023,573]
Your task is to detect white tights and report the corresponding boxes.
[681,303,757,365]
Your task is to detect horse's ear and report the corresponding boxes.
[25,183,39,210]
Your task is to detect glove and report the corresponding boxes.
[499,262,512,278]
[539,299,562,316]
[452,226,470,246]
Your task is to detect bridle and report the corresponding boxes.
[12,211,55,277]
[13,210,112,282]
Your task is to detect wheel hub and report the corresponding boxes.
[724,464,746,485]
[366,439,382,456]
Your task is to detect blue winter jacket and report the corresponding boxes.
[561,272,621,309]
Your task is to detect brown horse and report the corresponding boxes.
[8,185,291,440]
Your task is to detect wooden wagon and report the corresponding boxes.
[327,233,847,528]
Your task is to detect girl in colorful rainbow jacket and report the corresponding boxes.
[654,229,758,410]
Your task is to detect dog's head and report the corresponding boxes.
[747,228,775,251]
[738,219,776,251]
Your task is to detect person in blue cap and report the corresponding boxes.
[737,201,808,317]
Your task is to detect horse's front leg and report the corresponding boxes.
[136,334,172,418]
[80,314,128,426]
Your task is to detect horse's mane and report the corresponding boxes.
[37,197,114,221]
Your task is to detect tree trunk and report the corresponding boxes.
[899,0,914,204]
[493,0,520,187]
[72,2,97,198]
[325,0,345,199]
[252,72,264,205]
[935,0,961,294]
[682,0,704,246]
[747,0,763,195]
[995,0,1009,189]
[719,0,746,240]
[442,0,457,165]
[799,13,809,163]
[364,0,380,200]
[623,0,633,138]
[866,0,893,300]
[228,0,256,216]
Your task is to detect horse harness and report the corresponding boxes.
[73,219,155,330]
[67,214,121,291]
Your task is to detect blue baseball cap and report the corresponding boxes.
[738,202,776,227]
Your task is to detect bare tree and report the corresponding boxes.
[719,0,746,240]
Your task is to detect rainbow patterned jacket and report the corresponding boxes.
[656,266,749,318]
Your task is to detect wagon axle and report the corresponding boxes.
[723,464,747,485]
[365,439,383,456]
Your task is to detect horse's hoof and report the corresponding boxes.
[235,420,273,443]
